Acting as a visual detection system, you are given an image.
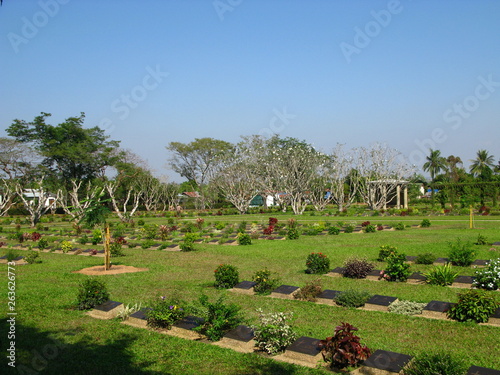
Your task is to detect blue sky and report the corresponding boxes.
[1,0,499,182]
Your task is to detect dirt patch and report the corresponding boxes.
[73,265,149,275]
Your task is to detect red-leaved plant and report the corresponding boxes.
[319,322,371,370]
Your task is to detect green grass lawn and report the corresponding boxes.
[1,214,499,374]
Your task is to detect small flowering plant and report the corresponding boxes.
[214,264,239,289]
[252,309,297,355]
[146,296,187,329]
[473,258,500,290]
[305,252,330,274]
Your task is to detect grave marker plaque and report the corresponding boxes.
[451,275,475,289]
[168,315,203,340]
[123,308,151,328]
[316,289,342,306]
[366,269,383,281]
[270,285,299,299]
[467,365,500,375]
[407,272,426,285]
[326,267,344,278]
[278,336,322,368]
[351,349,412,375]
[87,300,124,320]
[363,295,398,312]
[231,281,256,295]
[213,325,255,353]
[422,300,454,320]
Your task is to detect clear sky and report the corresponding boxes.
[1,0,499,182]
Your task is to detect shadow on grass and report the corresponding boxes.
[0,318,165,375]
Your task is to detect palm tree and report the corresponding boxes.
[446,155,463,182]
[470,150,495,179]
[423,149,447,182]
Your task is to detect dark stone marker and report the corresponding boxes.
[209,239,219,244]
[492,242,500,246]
[330,267,345,274]
[13,256,24,261]
[167,244,179,249]
[225,240,237,244]
[367,269,382,277]
[286,336,321,356]
[271,285,299,295]
[362,349,412,373]
[234,281,257,290]
[434,257,449,264]
[366,295,397,307]
[223,325,254,342]
[471,259,488,267]
[406,255,417,262]
[94,300,121,312]
[173,315,203,330]
[467,365,500,375]
[453,275,475,284]
[424,300,454,313]
[408,272,426,282]
[129,309,150,321]
[317,289,342,300]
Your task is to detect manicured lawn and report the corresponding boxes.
[1,214,499,373]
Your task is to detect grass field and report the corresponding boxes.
[1,214,499,374]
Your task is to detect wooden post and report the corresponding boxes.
[469,205,474,229]
[104,224,111,270]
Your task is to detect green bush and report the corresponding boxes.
[252,309,297,355]
[395,222,405,230]
[146,296,187,329]
[473,258,500,290]
[415,252,436,265]
[447,289,499,323]
[252,268,280,295]
[343,224,355,233]
[91,229,102,245]
[382,252,411,282]
[191,294,244,341]
[5,249,19,262]
[448,238,475,266]
[60,240,73,253]
[180,233,198,252]
[305,252,330,274]
[423,263,458,286]
[293,278,323,302]
[24,251,42,264]
[141,239,155,249]
[363,224,376,233]
[377,245,397,261]
[76,278,110,310]
[237,233,252,245]
[286,227,300,240]
[334,289,371,308]
[214,264,239,289]
[37,238,49,250]
[475,233,488,245]
[327,226,340,235]
[402,352,468,375]
[420,219,431,228]
[388,300,427,315]
[342,257,374,279]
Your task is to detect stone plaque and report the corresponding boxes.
[270,285,299,299]
[407,272,426,285]
[422,300,454,320]
[357,349,412,374]
[467,365,500,375]
[87,300,124,320]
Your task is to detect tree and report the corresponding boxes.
[7,112,120,186]
[14,176,55,227]
[470,150,495,179]
[423,149,447,182]
[0,138,41,179]
[57,180,104,223]
[167,138,234,209]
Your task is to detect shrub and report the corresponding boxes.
[475,233,488,245]
[286,227,300,240]
[335,289,371,308]
[402,352,468,375]
[319,322,371,370]
[305,252,330,274]
[343,224,354,233]
[79,235,89,245]
[447,289,499,323]
[377,245,397,261]
[252,309,297,355]
[146,296,186,329]
[191,294,244,341]
[395,222,405,230]
[37,238,49,250]
[448,238,475,266]
[423,263,458,286]
[420,219,431,228]
[141,239,155,249]
[59,240,73,253]
[415,252,436,265]
[363,224,376,233]
[24,251,42,264]
[91,229,102,245]
[141,224,159,239]
[382,252,411,282]
[117,302,142,321]
[214,264,239,289]
[327,226,340,235]
[252,268,280,295]
[5,249,19,262]
[473,258,500,290]
[180,233,198,251]
[237,233,252,245]
[30,232,42,241]
[76,278,110,310]
[293,278,323,302]
[137,219,145,226]
[388,300,427,315]
[342,257,374,279]
[361,221,370,227]
[110,237,126,257]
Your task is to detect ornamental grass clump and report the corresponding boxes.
[305,252,330,274]
[414,252,436,265]
[252,309,297,355]
[447,289,499,323]
[423,263,458,286]
[319,322,371,370]
[146,296,186,329]
[473,258,500,290]
[402,352,468,375]
[214,264,239,289]
[76,278,110,310]
[342,257,374,279]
